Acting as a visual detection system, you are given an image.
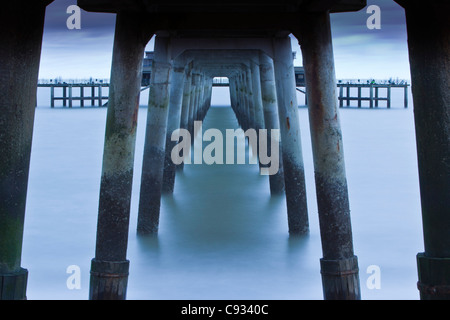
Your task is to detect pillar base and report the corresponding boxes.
[89,259,129,300]
[417,253,450,300]
[320,256,360,300]
[0,268,28,300]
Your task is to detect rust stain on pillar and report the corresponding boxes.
[295,10,360,300]
[89,11,153,300]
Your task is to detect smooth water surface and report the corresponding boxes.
[23,101,423,300]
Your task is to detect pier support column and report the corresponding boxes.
[0,1,50,300]
[187,74,197,137]
[137,36,172,235]
[395,0,450,300]
[229,77,241,126]
[245,67,255,131]
[200,75,208,121]
[162,61,185,193]
[295,11,360,300]
[89,12,152,300]
[80,86,84,107]
[68,85,73,108]
[241,72,251,131]
[91,86,95,106]
[63,86,67,107]
[251,59,266,133]
[177,67,193,171]
[194,74,203,123]
[259,53,285,194]
[234,75,244,128]
[273,36,309,235]
[51,86,55,108]
[188,73,200,137]
[98,85,103,106]
[201,77,213,120]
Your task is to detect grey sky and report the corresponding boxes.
[38,0,411,80]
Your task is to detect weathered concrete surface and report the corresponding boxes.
[272,36,309,235]
[395,0,450,300]
[259,53,285,194]
[137,36,172,235]
[177,65,193,171]
[90,12,152,300]
[295,11,360,300]
[162,61,185,193]
[0,1,52,300]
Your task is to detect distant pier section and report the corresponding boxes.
[336,79,409,109]
[38,78,109,108]
[39,51,409,109]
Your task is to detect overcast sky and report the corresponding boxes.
[38,0,411,81]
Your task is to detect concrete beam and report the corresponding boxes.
[78,0,366,14]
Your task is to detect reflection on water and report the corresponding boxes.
[23,104,423,300]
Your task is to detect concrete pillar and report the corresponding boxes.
[193,74,202,123]
[190,73,201,139]
[229,76,241,127]
[177,67,193,171]
[137,36,172,235]
[404,85,408,109]
[51,86,55,108]
[98,85,103,107]
[259,53,285,194]
[198,74,206,120]
[229,77,238,112]
[63,86,67,107]
[91,86,95,106]
[187,74,197,137]
[201,77,212,120]
[251,60,265,132]
[0,1,50,300]
[237,72,248,131]
[387,85,391,109]
[375,86,379,107]
[395,0,450,300]
[272,36,309,235]
[162,61,185,193]
[233,74,248,129]
[234,74,246,130]
[245,67,256,131]
[295,11,360,300]
[180,68,192,134]
[250,58,268,171]
[68,85,73,108]
[90,12,152,300]
[80,86,85,107]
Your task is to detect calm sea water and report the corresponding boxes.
[23,89,423,300]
